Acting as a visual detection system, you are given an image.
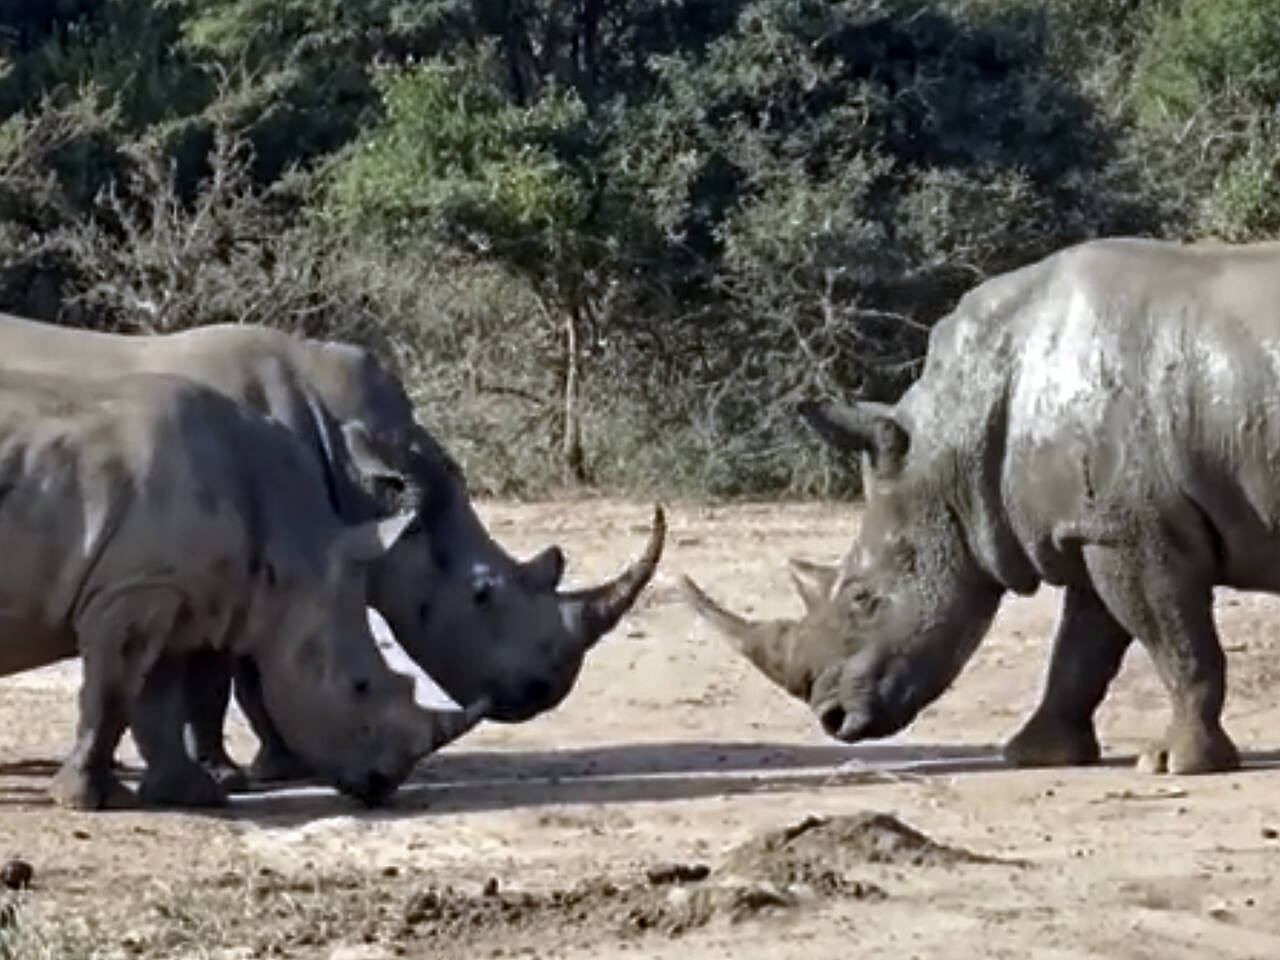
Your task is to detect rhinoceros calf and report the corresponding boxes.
[0,367,484,809]
[683,236,1280,776]
[0,315,664,787]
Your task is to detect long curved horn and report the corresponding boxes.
[558,504,666,650]
[678,575,807,699]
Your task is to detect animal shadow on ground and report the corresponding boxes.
[0,740,999,815]
[6,744,1280,821]
[220,741,1280,825]
[219,739,1004,825]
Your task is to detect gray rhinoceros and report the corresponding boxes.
[681,236,1280,776]
[0,314,664,786]
[0,367,485,810]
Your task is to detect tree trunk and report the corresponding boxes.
[561,303,587,484]
[579,0,601,102]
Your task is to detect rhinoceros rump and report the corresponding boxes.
[0,315,664,786]
[0,367,484,809]
[684,236,1280,776]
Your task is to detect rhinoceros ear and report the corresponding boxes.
[520,545,566,592]
[796,399,909,479]
[337,510,417,564]
[341,421,406,485]
[786,558,837,612]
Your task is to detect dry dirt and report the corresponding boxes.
[4,499,1280,959]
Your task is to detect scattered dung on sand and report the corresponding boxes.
[647,862,711,886]
[0,859,32,891]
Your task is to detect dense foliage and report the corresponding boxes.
[0,0,1274,496]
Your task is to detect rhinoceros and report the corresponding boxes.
[681,236,1280,776]
[0,314,664,786]
[0,366,485,810]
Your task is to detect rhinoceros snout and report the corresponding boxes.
[817,703,873,742]
[339,768,400,808]
[487,673,566,723]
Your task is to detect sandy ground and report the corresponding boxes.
[4,499,1280,959]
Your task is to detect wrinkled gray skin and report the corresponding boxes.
[0,368,485,810]
[0,314,665,787]
[682,236,1280,775]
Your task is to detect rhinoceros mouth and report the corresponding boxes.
[815,702,873,742]
[337,769,400,808]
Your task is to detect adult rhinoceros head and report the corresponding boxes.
[345,424,665,723]
[255,509,488,806]
[681,399,1001,743]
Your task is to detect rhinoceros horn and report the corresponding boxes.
[796,399,909,479]
[557,505,666,650]
[409,695,492,757]
[678,575,809,699]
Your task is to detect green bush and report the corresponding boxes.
[1136,0,1280,124]
[0,0,1275,499]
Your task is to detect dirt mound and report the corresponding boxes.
[394,858,884,950]
[74,811,1008,959]
[376,812,1004,955]
[720,811,1011,887]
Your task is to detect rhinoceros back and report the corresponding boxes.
[0,314,442,510]
[0,368,333,676]
[898,238,1280,590]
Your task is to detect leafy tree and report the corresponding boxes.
[330,46,669,482]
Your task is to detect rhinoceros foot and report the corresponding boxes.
[247,745,313,785]
[1003,712,1101,767]
[48,766,136,811]
[1136,721,1240,775]
[195,753,250,794]
[137,761,228,808]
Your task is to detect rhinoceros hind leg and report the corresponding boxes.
[233,656,314,784]
[1083,535,1240,776]
[1004,585,1130,767]
[1136,723,1240,775]
[182,648,250,793]
[132,655,228,808]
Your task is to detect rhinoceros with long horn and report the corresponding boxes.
[683,236,1280,776]
[0,314,664,786]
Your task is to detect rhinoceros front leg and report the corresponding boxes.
[1083,541,1239,775]
[181,647,250,793]
[132,654,227,808]
[1004,585,1131,767]
[232,656,313,784]
[48,643,137,810]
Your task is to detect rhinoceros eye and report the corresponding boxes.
[849,587,881,618]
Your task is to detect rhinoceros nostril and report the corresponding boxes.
[819,704,846,737]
